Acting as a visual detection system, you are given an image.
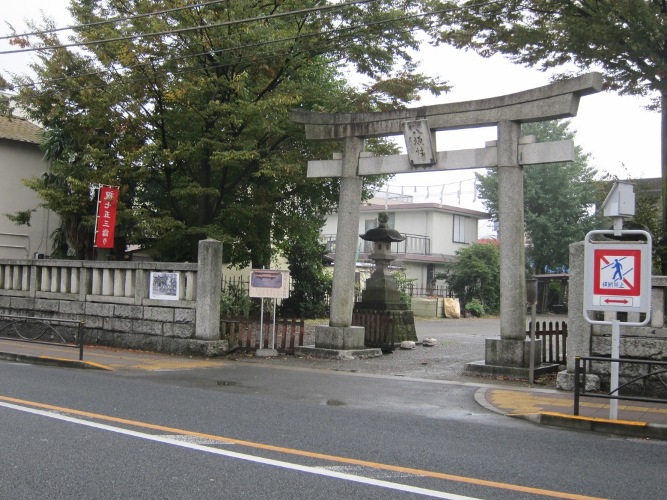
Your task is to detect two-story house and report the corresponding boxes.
[0,114,58,258]
[321,195,489,293]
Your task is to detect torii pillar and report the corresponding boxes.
[292,73,602,370]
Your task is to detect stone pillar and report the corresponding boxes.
[330,136,364,328]
[565,242,591,372]
[195,238,222,340]
[557,241,599,390]
[471,121,546,376]
[497,120,526,340]
[295,137,380,359]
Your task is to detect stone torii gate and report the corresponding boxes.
[292,73,602,371]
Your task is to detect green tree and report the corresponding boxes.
[476,120,598,274]
[436,0,667,269]
[278,217,332,319]
[439,241,500,314]
[7,0,446,263]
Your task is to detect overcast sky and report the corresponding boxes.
[1,1,661,212]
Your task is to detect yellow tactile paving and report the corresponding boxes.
[488,388,667,426]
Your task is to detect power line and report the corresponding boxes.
[6,8,445,94]
[0,0,379,55]
[2,1,501,108]
[1,0,232,40]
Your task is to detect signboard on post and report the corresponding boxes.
[584,236,651,315]
[249,270,289,299]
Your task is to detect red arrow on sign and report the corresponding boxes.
[604,298,629,304]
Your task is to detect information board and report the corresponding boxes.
[248,270,290,299]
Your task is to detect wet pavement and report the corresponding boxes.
[1,315,666,440]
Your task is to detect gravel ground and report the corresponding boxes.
[228,315,567,387]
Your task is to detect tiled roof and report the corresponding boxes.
[0,115,42,144]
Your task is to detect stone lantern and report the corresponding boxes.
[359,212,406,309]
[355,212,417,346]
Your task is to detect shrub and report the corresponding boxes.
[465,298,485,317]
[220,283,253,318]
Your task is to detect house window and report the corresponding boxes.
[453,215,467,243]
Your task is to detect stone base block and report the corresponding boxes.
[315,325,365,350]
[255,348,279,358]
[556,370,601,392]
[485,337,542,368]
[167,338,230,357]
[85,330,229,357]
[294,346,382,360]
[464,360,559,379]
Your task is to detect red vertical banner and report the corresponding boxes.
[94,185,119,249]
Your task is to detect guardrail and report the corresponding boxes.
[574,356,667,415]
[0,314,85,360]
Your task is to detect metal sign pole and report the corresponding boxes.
[271,298,277,350]
[259,297,264,348]
[610,319,620,419]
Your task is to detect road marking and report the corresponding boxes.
[0,399,476,500]
[0,395,606,500]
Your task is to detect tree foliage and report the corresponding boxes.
[278,217,332,319]
[438,1,665,100]
[436,0,667,265]
[476,121,598,274]
[6,0,447,264]
[439,241,500,315]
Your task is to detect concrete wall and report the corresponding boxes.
[0,139,58,259]
[0,240,227,356]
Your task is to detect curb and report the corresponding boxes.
[475,387,667,441]
[517,412,667,440]
[0,352,112,371]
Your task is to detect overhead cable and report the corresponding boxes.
[0,0,380,55]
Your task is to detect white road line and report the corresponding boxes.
[1,400,480,500]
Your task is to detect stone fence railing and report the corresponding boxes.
[0,259,198,304]
[0,239,226,356]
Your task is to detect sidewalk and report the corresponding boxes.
[2,321,667,441]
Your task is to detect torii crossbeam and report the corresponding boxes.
[292,73,602,367]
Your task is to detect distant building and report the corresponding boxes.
[321,195,490,293]
[0,115,58,258]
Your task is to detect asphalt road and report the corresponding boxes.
[2,359,666,499]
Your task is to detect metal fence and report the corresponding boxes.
[574,356,667,415]
[0,314,85,360]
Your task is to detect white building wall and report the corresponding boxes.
[321,203,487,291]
[0,140,57,258]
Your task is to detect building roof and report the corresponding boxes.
[360,202,490,219]
[0,115,42,144]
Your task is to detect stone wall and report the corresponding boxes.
[0,239,227,356]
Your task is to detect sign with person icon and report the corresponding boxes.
[584,240,651,313]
